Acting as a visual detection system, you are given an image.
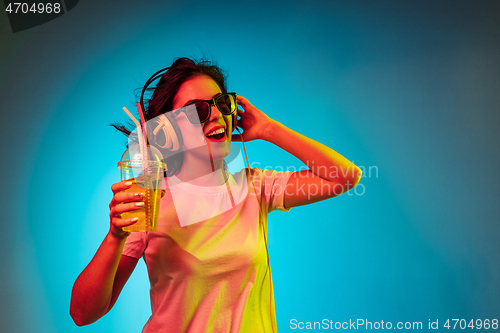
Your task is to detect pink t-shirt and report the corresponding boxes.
[122,168,292,333]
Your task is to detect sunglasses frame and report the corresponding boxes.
[174,92,238,124]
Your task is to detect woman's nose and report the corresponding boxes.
[208,103,222,121]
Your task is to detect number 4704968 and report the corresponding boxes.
[444,319,498,330]
[5,3,61,14]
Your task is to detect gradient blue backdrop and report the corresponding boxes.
[1,0,499,332]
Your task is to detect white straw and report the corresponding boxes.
[122,107,147,172]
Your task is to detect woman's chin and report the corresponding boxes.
[206,133,231,156]
[209,142,231,160]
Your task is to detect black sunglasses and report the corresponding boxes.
[174,93,237,124]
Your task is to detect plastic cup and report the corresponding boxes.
[117,145,165,232]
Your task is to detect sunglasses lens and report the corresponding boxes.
[184,103,209,123]
[216,94,236,115]
[183,94,236,123]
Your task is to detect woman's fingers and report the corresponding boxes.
[109,180,145,209]
[108,180,144,237]
[111,180,133,194]
[111,216,139,229]
[236,95,246,104]
[236,95,252,110]
[112,191,144,205]
[109,216,137,238]
[110,201,145,217]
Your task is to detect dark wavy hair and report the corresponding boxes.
[112,57,228,176]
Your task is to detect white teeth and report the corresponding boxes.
[206,128,225,137]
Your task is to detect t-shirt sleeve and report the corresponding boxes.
[122,232,147,259]
[252,168,293,213]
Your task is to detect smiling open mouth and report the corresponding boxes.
[206,128,226,141]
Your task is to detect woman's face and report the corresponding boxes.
[172,75,233,161]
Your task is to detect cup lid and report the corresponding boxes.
[118,144,166,169]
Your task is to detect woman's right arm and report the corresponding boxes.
[70,181,144,326]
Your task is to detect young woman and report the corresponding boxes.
[70,58,362,333]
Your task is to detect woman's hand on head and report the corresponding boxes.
[232,96,276,142]
[108,181,144,239]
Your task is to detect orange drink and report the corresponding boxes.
[118,144,166,232]
[121,175,163,232]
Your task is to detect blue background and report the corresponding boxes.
[1,0,499,332]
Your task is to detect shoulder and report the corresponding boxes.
[233,167,288,178]
[232,167,293,190]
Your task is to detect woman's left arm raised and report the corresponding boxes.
[233,96,362,209]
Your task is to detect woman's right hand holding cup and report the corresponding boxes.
[109,181,144,239]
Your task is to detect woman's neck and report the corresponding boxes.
[175,153,226,186]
